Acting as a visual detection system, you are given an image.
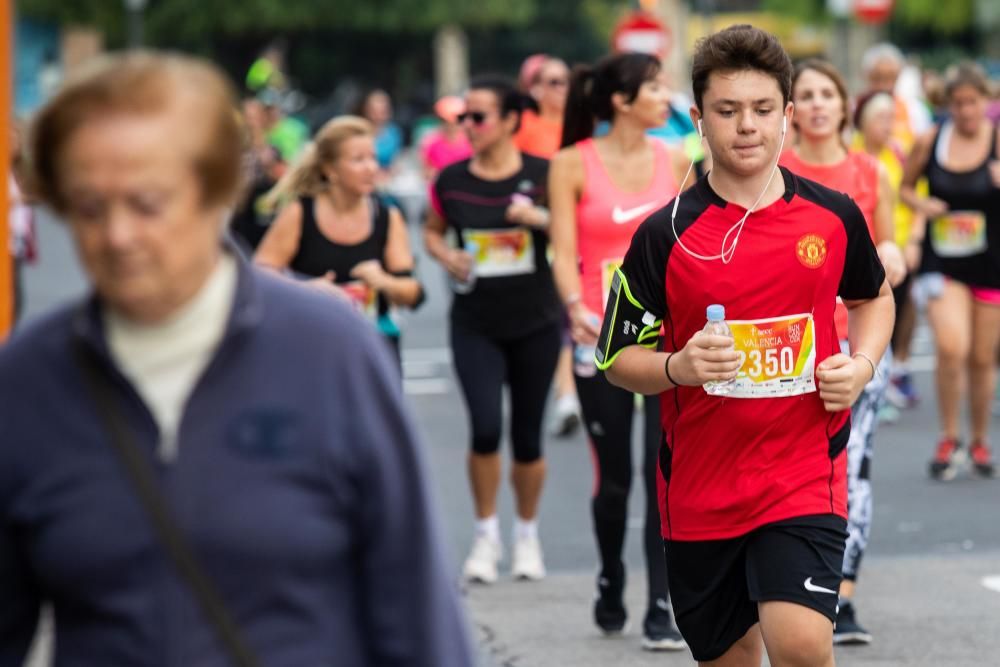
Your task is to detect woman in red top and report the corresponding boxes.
[779,59,905,646]
[550,52,689,651]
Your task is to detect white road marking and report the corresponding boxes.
[402,346,452,364]
[403,378,451,395]
[981,576,1000,594]
[402,360,441,379]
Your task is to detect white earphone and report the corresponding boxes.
[672,111,790,264]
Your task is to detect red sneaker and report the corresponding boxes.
[928,438,960,480]
[969,441,996,478]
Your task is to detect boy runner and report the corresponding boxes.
[596,25,894,666]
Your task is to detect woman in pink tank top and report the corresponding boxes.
[549,52,689,652]
[780,59,905,645]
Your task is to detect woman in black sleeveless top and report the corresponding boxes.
[902,62,1000,480]
[254,116,423,360]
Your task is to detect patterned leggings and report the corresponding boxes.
[840,342,892,581]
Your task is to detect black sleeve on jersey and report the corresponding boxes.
[595,210,672,370]
[795,174,886,300]
[835,198,885,300]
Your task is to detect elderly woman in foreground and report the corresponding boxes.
[0,52,472,667]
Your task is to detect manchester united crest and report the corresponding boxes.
[796,234,827,269]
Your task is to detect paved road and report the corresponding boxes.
[19,202,1000,665]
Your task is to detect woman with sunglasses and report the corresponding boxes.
[901,62,1000,481]
[425,76,562,584]
[515,56,570,159]
[549,52,689,651]
[779,59,906,646]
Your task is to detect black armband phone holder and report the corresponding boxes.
[595,268,661,371]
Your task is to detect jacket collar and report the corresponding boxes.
[71,240,263,358]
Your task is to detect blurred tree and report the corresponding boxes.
[894,0,975,34]
[18,0,538,45]
[762,0,976,34]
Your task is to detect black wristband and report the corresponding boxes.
[664,353,680,387]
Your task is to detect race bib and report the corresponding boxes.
[341,281,378,320]
[465,228,536,278]
[728,313,817,399]
[600,258,623,310]
[930,211,987,258]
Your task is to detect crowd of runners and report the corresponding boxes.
[4,19,1000,667]
[233,28,1000,661]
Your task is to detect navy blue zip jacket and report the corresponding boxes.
[0,254,474,666]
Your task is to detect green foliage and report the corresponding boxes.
[761,0,830,25]
[18,0,540,46]
[894,0,975,34]
[761,0,976,34]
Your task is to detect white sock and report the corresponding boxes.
[556,393,580,413]
[514,518,538,542]
[475,515,500,544]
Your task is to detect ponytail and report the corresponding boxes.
[261,114,374,213]
[261,141,324,212]
[559,53,661,149]
[468,75,527,133]
[560,64,597,148]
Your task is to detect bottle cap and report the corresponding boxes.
[706,304,725,321]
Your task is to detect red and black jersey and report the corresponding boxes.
[618,167,885,541]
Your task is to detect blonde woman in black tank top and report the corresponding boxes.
[255,116,423,358]
[902,62,1000,480]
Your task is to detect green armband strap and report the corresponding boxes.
[595,268,662,371]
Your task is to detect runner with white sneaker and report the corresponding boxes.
[550,52,688,651]
[425,76,562,584]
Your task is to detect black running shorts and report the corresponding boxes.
[664,514,847,662]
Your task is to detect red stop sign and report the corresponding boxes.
[612,11,671,58]
[854,0,894,24]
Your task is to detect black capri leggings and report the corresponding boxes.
[575,367,669,605]
[451,320,562,463]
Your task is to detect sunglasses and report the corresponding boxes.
[457,111,490,125]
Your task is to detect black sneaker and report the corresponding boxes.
[641,598,686,651]
[594,566,627,635]
[833,600,872,645]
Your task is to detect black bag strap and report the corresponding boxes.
[72,341,261,667]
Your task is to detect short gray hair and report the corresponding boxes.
[861,43,904,74]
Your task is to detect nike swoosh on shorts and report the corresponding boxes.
[803,577,838,595]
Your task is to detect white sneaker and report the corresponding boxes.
[550,394,581,437]
[463,535,502,584]
[511,535,546,581]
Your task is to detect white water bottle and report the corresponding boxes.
[572,315,602,378]
[703,304,736,396]
[452,240,479,294]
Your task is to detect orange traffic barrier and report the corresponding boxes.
[0,0,13,339]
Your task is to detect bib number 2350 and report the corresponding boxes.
[727,313,817,399]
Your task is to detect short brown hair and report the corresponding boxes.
[944,61,991,100]
[31,51,243,212]
[792,59,851,133]
[691,24,792,112]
